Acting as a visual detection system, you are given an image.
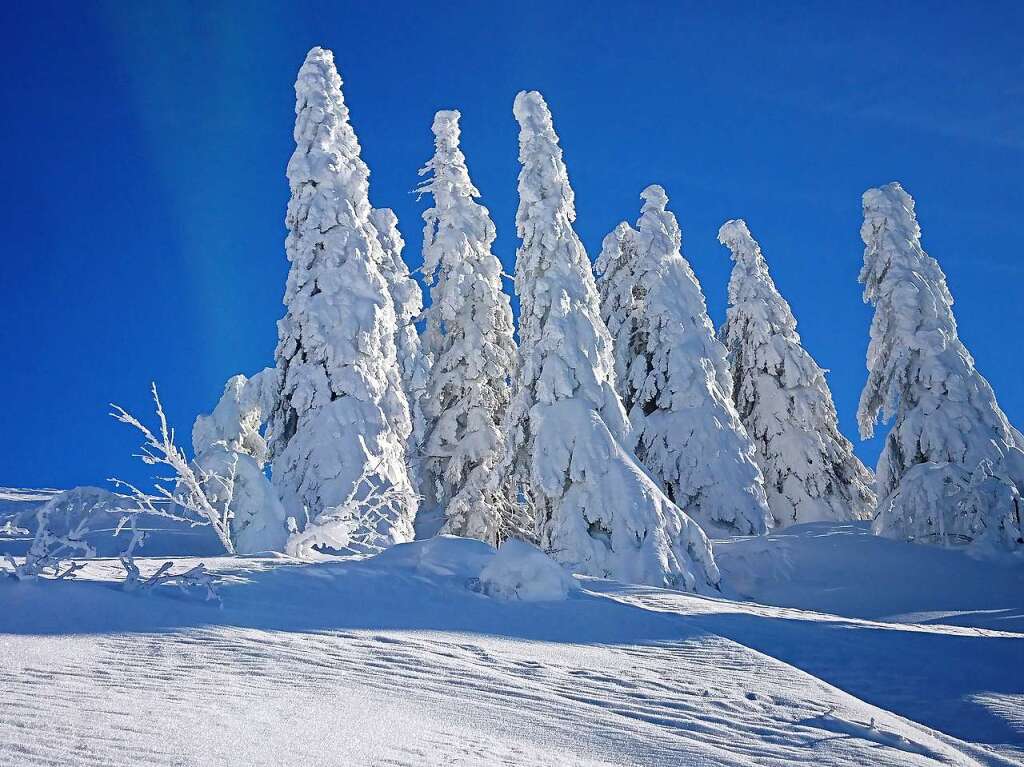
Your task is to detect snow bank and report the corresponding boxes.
[368,534,496,579]
[478,539,577,602]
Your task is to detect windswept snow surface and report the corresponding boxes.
[1,529,1022,766]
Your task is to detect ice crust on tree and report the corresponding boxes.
[416,110,517,545]
[268,47,416,548]
[596,186,772,537]
[719,220,876,527]
[192,371,288,554]
[370,207,431,500]
[859,183,1024,550]
[499,91,719,592]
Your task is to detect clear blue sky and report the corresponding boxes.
[2,1,1022,489]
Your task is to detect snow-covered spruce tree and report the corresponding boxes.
[595,186,772,536]
[416,110,517,544]
[498,91,719,592]
[370,207,431,499]
[191,370,288,554]
[268,47,416,548]
[859,182,1024,549]
[719,220,876,527]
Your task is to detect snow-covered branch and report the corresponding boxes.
[110,383,236,554]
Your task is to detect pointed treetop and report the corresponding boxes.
[287,45,369,219]
[514,90,575,218]
[862,181,918,235]
[718,219,760,265]
[513,90,554,135]
[719,219,800,333]
[431,109,462,141]
[636,184,681,259]
[640,183,669,211]
[418,109,480,203]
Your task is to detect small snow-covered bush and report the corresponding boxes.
[2,487,127,580]
[191,371,288,554]
[477,539,578,602]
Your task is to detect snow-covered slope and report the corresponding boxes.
[1,530,1021,766]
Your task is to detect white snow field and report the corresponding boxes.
[1,489,1022,766]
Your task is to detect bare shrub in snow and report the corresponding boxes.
[417,110,517,544]
[115,514,220,603]
[719,219,876,527]
[596,186,772,537]
[267,46,416,548]
[496,91,719,592]
[858,182,1024,550]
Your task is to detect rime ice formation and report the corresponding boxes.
[370,207,431,503]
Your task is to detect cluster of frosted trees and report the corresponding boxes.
[195,47,1023,589]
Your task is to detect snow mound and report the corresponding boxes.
[478,539,578,602]
[368,535,496,579]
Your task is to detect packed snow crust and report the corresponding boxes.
[1,524,1021,766]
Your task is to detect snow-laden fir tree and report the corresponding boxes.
[268,47,416,547]
[595,186,772,536]
[191,369,288,554]
[370,207,431,499]
[499,91,719,592]
[859,182,1024,550]
[719,220,876,527]
[416,110,517,544]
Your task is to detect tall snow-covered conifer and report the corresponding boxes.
[370,207,431,498]
[500,91,719,591]
[596,186,772,536]
[859,183,1024,549]
[416,110,517,544]
[719,220,875,527]
[268,47,416,546]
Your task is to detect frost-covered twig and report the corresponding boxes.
[110,383,236,554]
[113,512,219,602]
